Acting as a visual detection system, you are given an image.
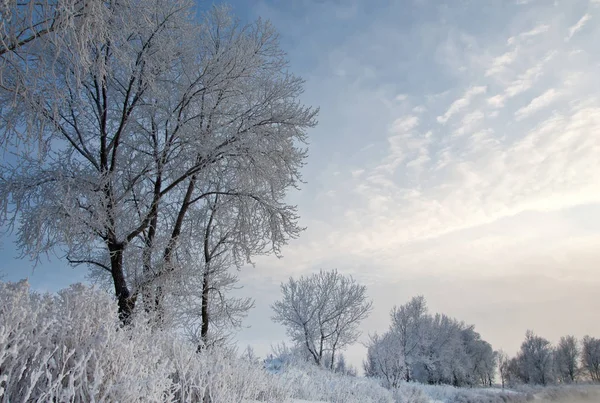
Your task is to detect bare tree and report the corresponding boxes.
[271,269,372,369]
[497,349,510,389]
[0,2,317,323]
[582,336,600,382]
[554,335,579,383]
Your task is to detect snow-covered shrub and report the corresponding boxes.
[405,383,530,403]
[0,281,287,402]
[270,359,394,403]
[391,384,430,403]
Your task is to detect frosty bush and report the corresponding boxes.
[0,281,287,402]
[410,383,530,403]
[277,363,394,403]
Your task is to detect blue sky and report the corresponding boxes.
[3,0,600,371]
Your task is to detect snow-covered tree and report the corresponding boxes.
[497,349,510,389]
[0,0,102,55]
[461,326,496,387]
[389,295,429,382]
[0,0,105,103]
[582,336,600,382]
[271,269,372,369]
[0,2,317,323]
[363,332,406,388]
[554,335,579,383]
[510,331,555,385]
[365,296,495,388]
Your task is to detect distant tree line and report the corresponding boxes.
[499,332,600,387]
[363,296,496,388]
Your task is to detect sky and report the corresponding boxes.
[3,0,600,373]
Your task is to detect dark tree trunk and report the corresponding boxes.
[330,347,336,371]
[200,203,216,345]
[108,241,134,324]
[200,269,210,343]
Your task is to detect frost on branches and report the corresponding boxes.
[364,296,496,388]
[0,281,288,402]
[0,0,318,324]
[271,269,373,369]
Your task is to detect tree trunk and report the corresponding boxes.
[108,241,134,323]
[201,203,216,345]
[200,268,210,343]
[330,346,336,371]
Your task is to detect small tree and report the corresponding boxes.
[497,349,510,389]
[271,269,372,369]
[363,332,406,388]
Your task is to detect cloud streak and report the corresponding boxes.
[515,88,561,120]
[437,86,487,124]
[566,13,591,41]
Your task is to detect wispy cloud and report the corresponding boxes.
[390,115,419,134]
[515,88,561,120]
[437,86,487,124]
[566,13,591,41]
[485,48,519,77]
[507,24,549,45]
[487,51,555,108]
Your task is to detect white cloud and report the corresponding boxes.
[487,95,505,108]
[485,47,519,77]
[351,169,365,178]
[437,86,487,124]
[507,24,549,45]
[515,88,560,120]
[566,13,591,41]
[488,51,555,109]
[454,110,485,136]
[390,115,419,134]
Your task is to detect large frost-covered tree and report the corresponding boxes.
[271,269,372,369]
[0,1,317,323]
